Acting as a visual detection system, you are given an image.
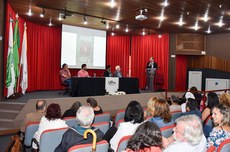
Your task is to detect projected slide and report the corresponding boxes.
[61,24,106,69]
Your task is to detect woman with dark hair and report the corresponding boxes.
[110,100,144,151]
[87,98,103,115]
[124,121,163,152]
[202,92,219,122]
[148,99,174,128]
[62,101,82,119]
[32,103,68,149]
[207,104,230,149]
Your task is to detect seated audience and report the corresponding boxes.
[60,63,72,87]
[190,86,202,110]
[207,104,230,149]
[181,92,195,112]
[86,98,103,115]
[202,92,219,122]
[163,115,207,152]
[148,99,174,128]
[32,103,68,149]
[219,93,230,107]
[110,100,144,151]
[55,106,104,152]
[181,98,202,118]
[62,101,82,119]
[169,95,181,112]
[20,100,47,132]
[77,64,89,77]
[113,65,122,77]
[144,97,158,118]
[103,65,112,77]
[124,121,162,152]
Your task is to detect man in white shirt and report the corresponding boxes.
[163,115,207,152]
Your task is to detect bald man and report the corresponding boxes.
[20,100,47,132]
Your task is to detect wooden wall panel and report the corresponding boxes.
[187,56,230,73]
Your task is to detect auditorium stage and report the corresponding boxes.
[13,91,183,128]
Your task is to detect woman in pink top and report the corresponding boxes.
[78,64,89,77]
[123,121,163,152]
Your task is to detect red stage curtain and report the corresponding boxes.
[131,34,169,90]
[106,36,130,77]
[175,55,187,91]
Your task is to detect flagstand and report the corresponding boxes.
[8,92,22,99]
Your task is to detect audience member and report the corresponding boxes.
[163,115,207,152]
[60,63,72,87]
[144,97,158,118]
[190,86,202,110]
[86,98,103,115]
[219,93,230,107]
[113,65,122,77]
[181,98,202,118]
[32,103,67,149]
[202,92,219,122]
[169,95,181,112]
[207,104,230,149]
[124,121,162,152]
[103,65,112,77]
[181,92,195,112]
[77,64,89,77]
[55,106,104,152]
[110,100,144,151]
[20,100,47,132]
[148,99,174,128]
[62,101,82,119]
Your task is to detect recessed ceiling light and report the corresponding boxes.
[27,8,32,16]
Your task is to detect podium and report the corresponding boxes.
[146,68,156,91]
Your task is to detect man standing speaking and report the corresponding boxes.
[146,57,158,91]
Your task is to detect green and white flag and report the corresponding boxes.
[6,18,15,97]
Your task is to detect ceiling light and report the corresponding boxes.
[106,21,109,29]
[49,18,52,26]
[162,0,169,7]
[206,26,211,34]
[110,0,116,8]
[178,15,185,26]
[58,13,62,21]
[203,10,209,22]
[158,34,162,38]
[192,20,199,31]
[142,29,146,35]
[125,25,129,32]
[40,8,45,18]
[116,24,120,29]
[186,12,190,15]
[217,16,224,27]
[219,4,222,8]
[111,32,115,36]
[27,8,32,16]
[83,16,88,25]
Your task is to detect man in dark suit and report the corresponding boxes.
[146,57,158,91]
[103,65,113,77]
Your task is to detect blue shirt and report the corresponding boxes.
[181,110,202,119]
[148,116,174,128]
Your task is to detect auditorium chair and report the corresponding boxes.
[207,146,216,152]
[171,110,182,121]
[93,112,110,123]
[114,109,125,126]
[63,116,78,128]
[24,121,40,147]
[92,122,110,134]
[116,135,132,152]
[116,119,124,128]
[68,140,109,152]
[39,127,68,152]
[217,138,230,152]
[160,124,176,138]
[58,77,70,95]
[204,115,213,127]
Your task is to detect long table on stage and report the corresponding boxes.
[71,77,139,97]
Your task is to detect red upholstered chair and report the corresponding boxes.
[94,112,111,123]
[160,124,176,138]
[207,146,216,152]
[92,122,110,134]
[63,116,77,128]
[24,121,40,147]
[114,109,125,126]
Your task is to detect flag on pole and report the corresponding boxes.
[20,23,28,95]
[6,18,16,97]
[13,16,20,88]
